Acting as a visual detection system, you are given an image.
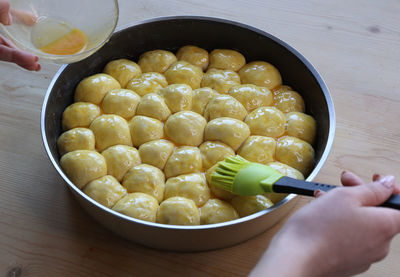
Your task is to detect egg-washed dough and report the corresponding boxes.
[74,73,121,105]
[138,50,177,73]
[228,84,273,112]
[238,61,282,90]
[204,117,250,151]
[128,115,164,147]
[176,45,209,71]
[101,145,141,182]
[125,72,168,96]
[83,175,127,208]
[208,49,246,72]
[135,93,171,122]
[138,139,175,170]
[156,196,200,225]
[164,146,202,178]
[237,136,276,165]
[57,127,95,156]
[204,94,247,121]
[62,102,101,131]
[200,198,239,225]
[89,114,132,152]
[122,164,165,203]
[199,141,235,170]
[245,106,286,138]
[206,163,236,201]
[285,112,317,145]
[272,85,293,95]
[60,150,107,189]
[101,89,140,119]
[164,173,210,207]
[274,89,305,113]
[231,195,273,217]
[191,87,219,115]
[159,84,193,113]
[201,68,241,94]
[103,59,142,88]
[164,60,204,89]
[267,161,304,180]
[112,192,159,222]
[164,111,206,146]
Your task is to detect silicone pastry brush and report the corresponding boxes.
[210,155,400,209]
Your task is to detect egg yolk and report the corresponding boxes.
[40,28,87,55]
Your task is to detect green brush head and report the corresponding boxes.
[210,155,284,196]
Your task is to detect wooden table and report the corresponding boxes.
[1,0,399,276]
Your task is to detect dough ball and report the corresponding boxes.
[122,164,165,203]
[60,150,107,189]
[164,61,204,89]
[101,145,141,182]
[267,161,304,180]
[206,164,236,201]
[138,50,177,73]
[62,102,100,131]
[285,112,317,145]
[176,45,209,70]
[164,111,206,146]
[156,196,200,225]
[200,199,239,225]
[208,49,246,71]
[165,173,210,207]
[83,175,127,208]
[204,117,250,151]
[90,114,132,152]
[237,136,276,164]
[231,195,273,217]
[228,84,273,112]
[201,68,241,94]
[273,85,293,95]
[136,93,171,121]
[245,107,286,138]
[128,116,164,147]
[199,141,235,170]
[126,72,168,96]
[164,146,202,178]
[239,61,282,90]
[191,87,219,115]
[102,89,140,119]
[74,73,121,105]
[204,94,247,121]
[103,59,142,88]
[112,192,159,222]
[138,139,175,170]
[276,136,315,176]
[57,128,95,156]
[159,84,193,113]
[274,90,305,113]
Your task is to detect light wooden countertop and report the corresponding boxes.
[1,0,400,276]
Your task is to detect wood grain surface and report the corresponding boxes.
[1,0,400,276]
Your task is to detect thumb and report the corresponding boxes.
[350,175,395,207]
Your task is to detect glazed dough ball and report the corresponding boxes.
[273,85,293,95]
[245,107,286,138]
[101,145,141,182]
[285,112,317,144]
[165,173,210,207]
[139,139,175,170]
[164,61,204,89]
[276,136,315,176]
[157,197,200,225]
[228,84,273,112]
[191,87,219,115]
[89,114,132,152]
[267,161,304,180]
[112,192,159,222]
[199,141,235,170]
[103,59,142,88]
[136,93,171,121]
[237,136,276,164]
[239,61,282,90]
[160,84,193,113]
[62,102,100,131]
[274,90,305,113]
[206,164,236,201]
[204,117,250,151]
[57,128,95,156]
[138,50,177,73]
[128,116,164,147]
[74,73,121,105]
[102,89,140,119]
[204,94,247,121]
[201,68,241,94]
[164,146,202,178]
[263,192,288,205]
[200,199,239,225]
[164,111,206,146]
[60,150,107,189]
[231,195,273,217]
[208,49,246,71]
[126,72,168,96]
[122,164,165,203]
[83,175,127,208]
[176,45,209,71]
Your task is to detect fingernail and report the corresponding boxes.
[379,175,395,189]
[341,170,347,177]
[373,173,381,181]
[35,64,41,71]
[34,56,39,62]
[314,189,323,198]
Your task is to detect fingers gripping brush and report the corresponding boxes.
[210,156,400,209]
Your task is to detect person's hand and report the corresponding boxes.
[250,171,400,277]
[0,0,40,71]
